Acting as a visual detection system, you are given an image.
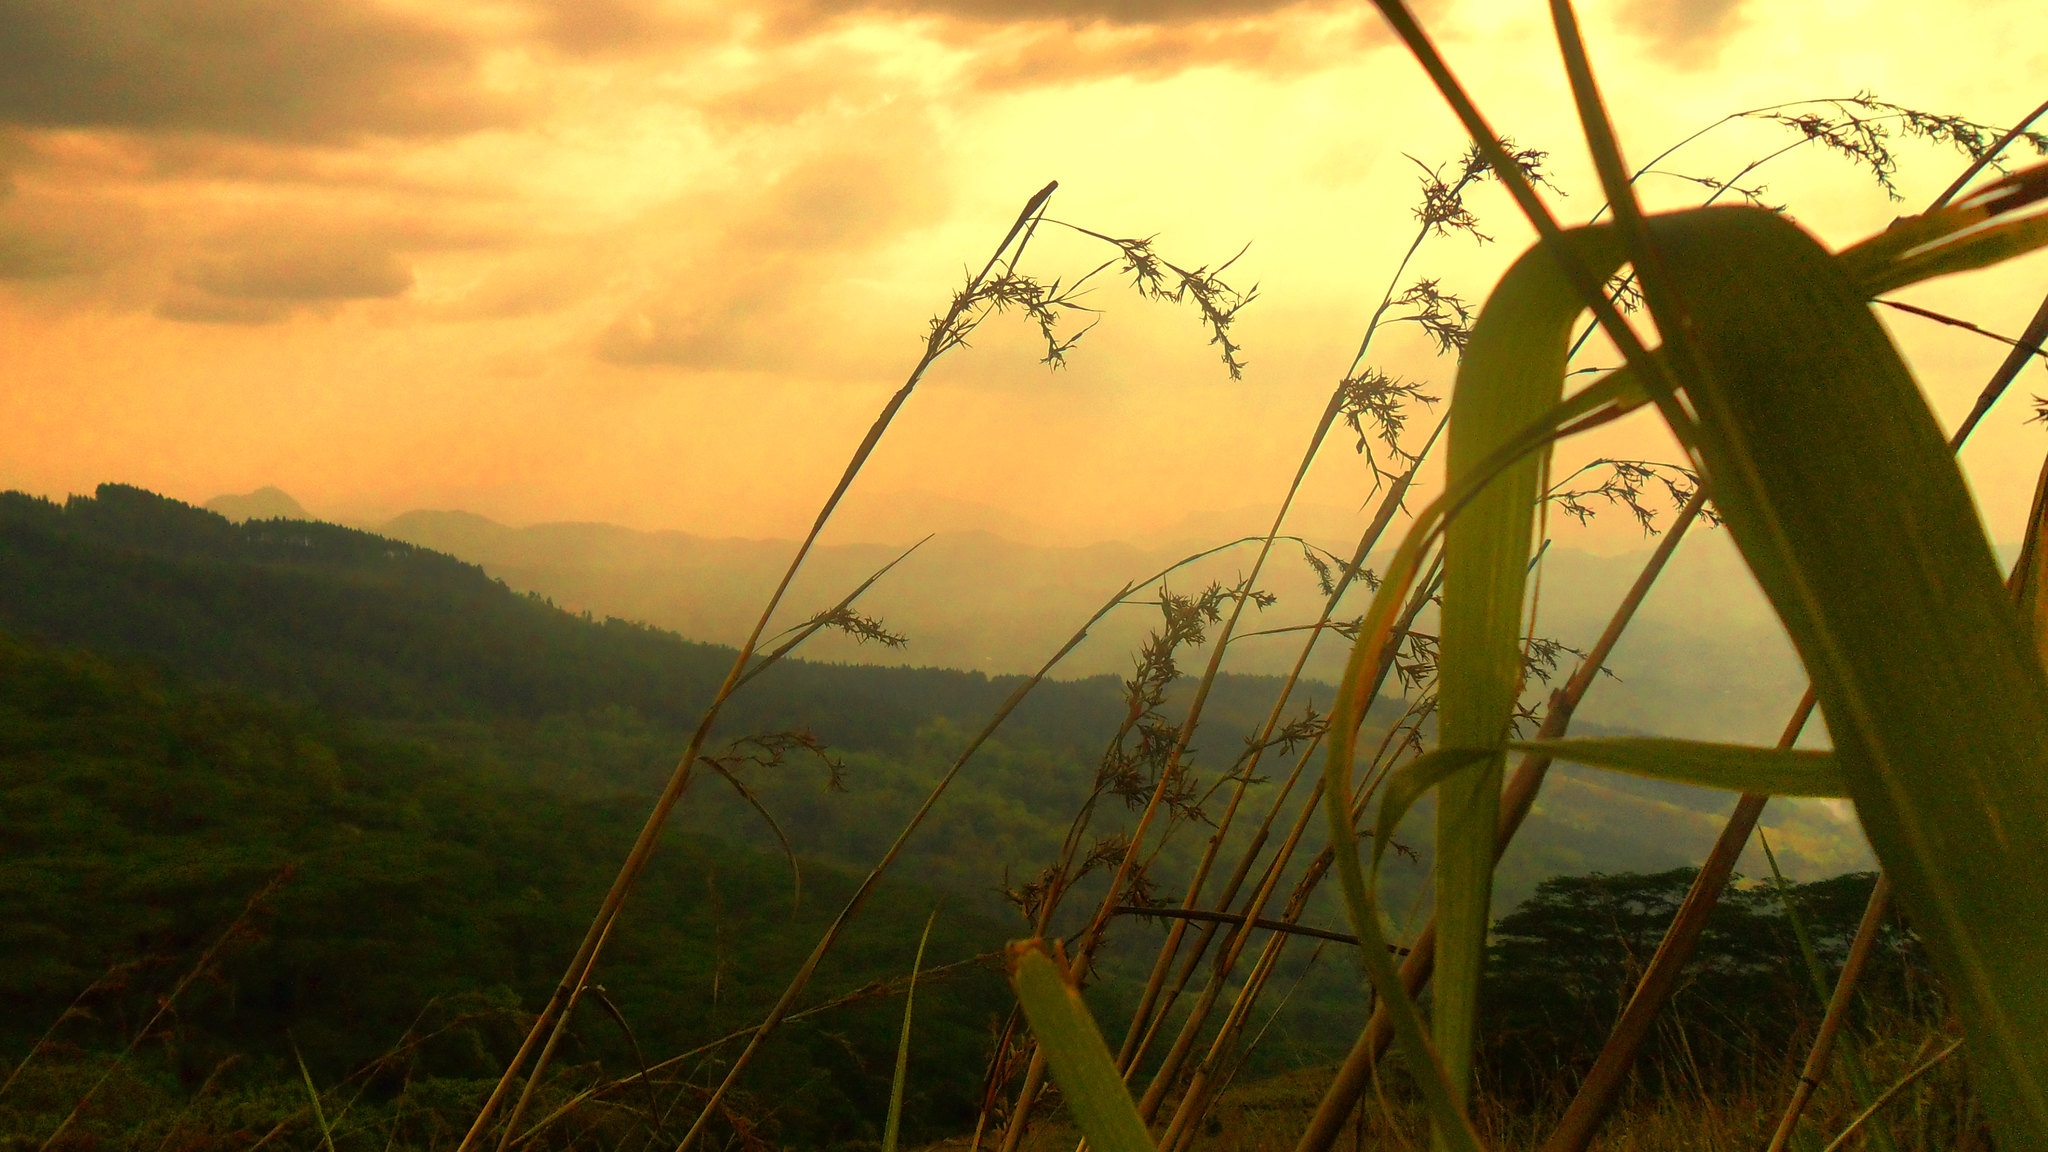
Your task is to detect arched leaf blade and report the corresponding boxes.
[1006,940,1155,1152]
[1433,222,1632,1110]
[1510,738,1846,796]
[1639,203,2048,1144]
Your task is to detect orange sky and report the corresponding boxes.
[3,0,2045,551]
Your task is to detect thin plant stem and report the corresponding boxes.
[0,961,136,1101]
[36,869,289,1152]
[1818,1037,1967,1152]
[1931,96,2048,208]
[1116,416,1444,1078]
[1294,488,1707,1152]
[454,182,1061,1152]
[1131,553,1450,1125]
[1767,874,1897,1152]
[673,572,1137,1150]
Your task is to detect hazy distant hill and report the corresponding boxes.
[204,484,309,522]
[374,505,1818,744]
[6,483,1870,890]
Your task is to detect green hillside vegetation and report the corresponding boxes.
[0,483,1946,1150]
[0,630,1014,1148]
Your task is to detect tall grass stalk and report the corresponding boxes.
[34,869,289,1152]
[1112,147,1499,1082]
[676,537,1270,1149]
[1293,487,1706,1152]
[1769,874,1898,1152]
[455,181,1065,1152]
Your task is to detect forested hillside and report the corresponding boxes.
[0,485,1919,1149]
[0,632,1010,1146]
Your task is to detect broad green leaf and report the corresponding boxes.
[1510,738,1846,796]
[882,911,937,1152]
[1433,221,1631,1117]
[1630,204,2048,1145]
[1323,227,1635,1152]
[1006,940,1154,1152]
[1837,161,2048,296]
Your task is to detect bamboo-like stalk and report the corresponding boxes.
[1537,700,1813,1152]
[455,182,1061,1152]
[1766,873,1896,1152]
[1293,488,1706,1152]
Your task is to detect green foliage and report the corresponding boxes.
[1479,869,1926,1101]
[0,631,1009,1148]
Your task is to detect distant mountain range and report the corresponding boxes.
[184,482,1875,884]
[205,485,1822,746]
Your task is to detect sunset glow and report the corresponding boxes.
[4,0,2045,549]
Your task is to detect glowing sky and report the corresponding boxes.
[3,0,2045,550]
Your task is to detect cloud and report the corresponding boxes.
[157,237,414,323]
[0,185,141,280]
[750,0,1389,88]
[0,0,505,140]
[1614,0,1748,66]
[958,12,1365,89]
[776,0,1315,29]
[596,135,946,368]
[523,0,725,55]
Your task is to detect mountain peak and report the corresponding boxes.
[205,485,309,523]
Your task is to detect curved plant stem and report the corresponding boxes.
[456,181,1061,1152]
[1293,489,1705,1152]
[1818,1038,1966,1152]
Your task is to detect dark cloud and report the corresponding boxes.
[524,0,723,54]
[961,16,1314,89]
[0,226,80,278]
[158,237,414,323]
[760,0,1387,91]
[1615,0,1748,66]
[0,0,505,140]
